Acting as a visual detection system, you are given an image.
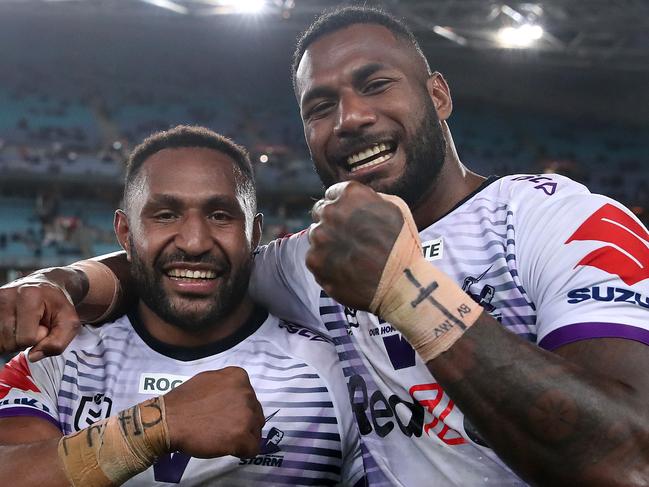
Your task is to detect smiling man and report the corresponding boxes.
[0,126,364,487]
[2,6,649,487]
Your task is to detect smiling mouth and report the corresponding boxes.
[346,142,396,173]
[165,268,218,280]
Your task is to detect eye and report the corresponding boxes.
[209,211,232,221]
[153,211,177,221]
[363,78,392,94]
[306,101,336,120]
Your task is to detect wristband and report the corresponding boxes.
[370,195,483,362]
[68,260,122,324]
[57,396,169,486]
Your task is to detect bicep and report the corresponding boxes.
[554,338,649,398]
[0,416,62,445]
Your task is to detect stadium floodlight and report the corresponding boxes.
[497,24,543,48]
[236,0,266,14]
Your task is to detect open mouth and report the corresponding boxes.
[346,142,396,173]
[165,268,219,281]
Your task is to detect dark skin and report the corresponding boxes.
[300,25,649,485]
[0,148,266,485]
[1,21,649,486]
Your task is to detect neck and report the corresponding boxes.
[411,121,486,230]
[137,295,256,348]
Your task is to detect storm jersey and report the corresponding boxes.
[0,308,365,486]
[250,174,649,486]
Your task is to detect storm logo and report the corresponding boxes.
[566,203,649,286]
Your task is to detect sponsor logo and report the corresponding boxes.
[278,321,331,342]
[348,374,467,446]
[74,393,112,429]
[567,286,649,308]
[0,397,51,413]
[0,354,40,400]
[240,412,285,467]
[421,238,444,262]
[566,203,649,286]
[139,373,189,394]
[511,175,558,195]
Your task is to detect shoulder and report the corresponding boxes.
[256,315,340,371]
[487,173,590,205]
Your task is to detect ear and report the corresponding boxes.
[251,213,263,250]
[114,209,132,261]
[426,72,453,121]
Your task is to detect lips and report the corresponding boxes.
[165,268,218,280]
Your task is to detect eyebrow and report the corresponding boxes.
[300,62,388,109]
[143,194,241,213]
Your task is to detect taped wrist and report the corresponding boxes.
[68,260,122,324]
[370,195,483,362]
[57,396,170,487]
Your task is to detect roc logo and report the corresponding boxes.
[239,426,286,467]
[74,393,112,429]
[138,373,189,394]
[566,203,649,286]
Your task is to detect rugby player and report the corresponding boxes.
[0,126,364,486]
[2,6,649,486]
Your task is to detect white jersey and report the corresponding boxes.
[0,308,365,487]
[250,174,649,486]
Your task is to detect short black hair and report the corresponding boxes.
[292,6,431,91]
[124,125,256,212]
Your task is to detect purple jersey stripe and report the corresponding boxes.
[0,407,61,429]
[539,322,649,351]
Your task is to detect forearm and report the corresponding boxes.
[35,251,133,322]
[428,315,649,486]
[0,438,71,487]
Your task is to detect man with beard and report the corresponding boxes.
[2,6,649,486]
[0,126,364,486]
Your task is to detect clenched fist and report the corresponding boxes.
[307,181,405,310]
[164,367,265,459]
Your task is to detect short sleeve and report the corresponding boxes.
[0,351,62,429]
[250,231,324,329]
[513,177,649,350]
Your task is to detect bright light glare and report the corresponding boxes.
[497,24,543,48]
[259,154,269,163]
[237,0,265,13]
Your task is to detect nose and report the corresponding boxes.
[333,92,377,137]
[174,213,213,256]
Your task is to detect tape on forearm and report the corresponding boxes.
[57,396,169,486]
[68,260,122,324]
[370,195,483,362]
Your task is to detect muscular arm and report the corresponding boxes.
[45,251,134,321]
[0,252,134,358]
[307,182,649,486]
[0,417,70,487]
[429,316,649,485]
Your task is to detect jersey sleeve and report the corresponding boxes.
[512,175,649,350]
[0,351,62,429]
[250,231,323,329]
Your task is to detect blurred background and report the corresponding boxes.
[0,0,647,289]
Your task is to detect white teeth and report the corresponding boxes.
[350,153,392,173]
[346,143,393,166]
[167,269,217,279]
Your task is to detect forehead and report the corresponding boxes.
[296,23,422,96]
[138,147,238,199]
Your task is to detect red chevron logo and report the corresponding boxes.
[566,203,649,286]
[0,353,40,400]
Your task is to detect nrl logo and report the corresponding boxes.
[74,393,113,430]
